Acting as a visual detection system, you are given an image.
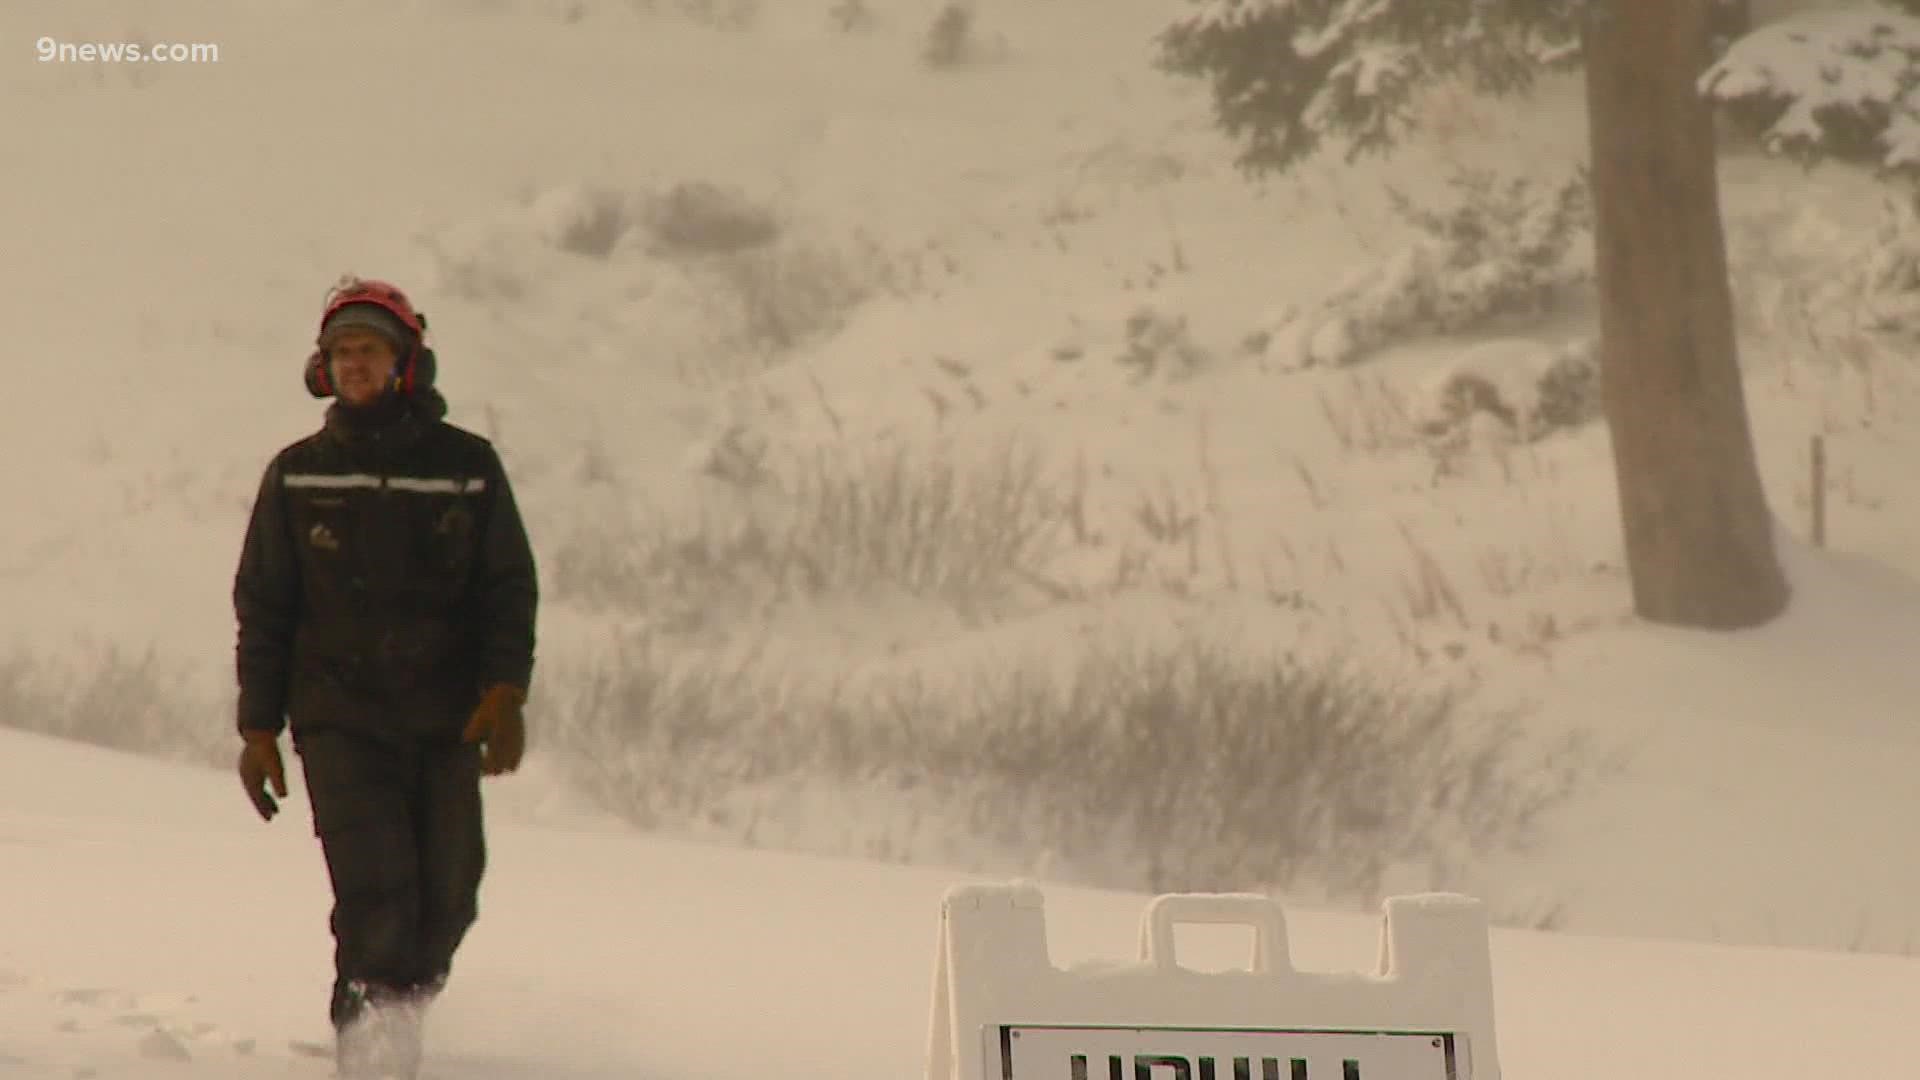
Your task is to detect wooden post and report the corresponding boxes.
[1811,434,1827,548]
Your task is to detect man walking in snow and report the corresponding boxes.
[230,275,538,1076]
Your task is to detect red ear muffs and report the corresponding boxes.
[401,346,437,394]
[304,350,333,398]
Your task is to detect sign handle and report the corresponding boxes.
[1139,893,1292,975]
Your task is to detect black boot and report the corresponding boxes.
[330,976,369,1031]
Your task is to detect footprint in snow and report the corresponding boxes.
[54,986,125,1007]
[40,982,267,1065]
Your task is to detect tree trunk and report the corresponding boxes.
[1582,0,1789,629]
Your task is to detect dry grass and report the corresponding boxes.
[542,626,1583,899]
[0,643,226,768]
[1397,522,1470,629]
[1316,373,1420,455]
[549,435,1068,623]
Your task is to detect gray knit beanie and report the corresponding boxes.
[319,301,411,354]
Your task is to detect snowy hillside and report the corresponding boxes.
[10,0,1920,974]
[5,725,1920,1080]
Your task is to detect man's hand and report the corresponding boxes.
[237,731,288,822]
[462,684,526,776]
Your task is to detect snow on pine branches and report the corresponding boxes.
[1702,1,1920,173]
[1157,0,1584,174]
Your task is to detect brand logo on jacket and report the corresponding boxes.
[436,504,473,538]
[309,523,340,552]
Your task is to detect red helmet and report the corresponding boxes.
[316,276,427,342]
[304,275,436,398]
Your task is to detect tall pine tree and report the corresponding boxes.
[1161,0,1791,629]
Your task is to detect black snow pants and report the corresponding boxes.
[296,729,487,1028]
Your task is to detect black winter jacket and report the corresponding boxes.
[232,390,537,743]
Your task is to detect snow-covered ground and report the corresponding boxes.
[6,724,1920,1080]
[10,0,1920,1071]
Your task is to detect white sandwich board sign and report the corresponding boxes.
[925,886,1498,1080]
